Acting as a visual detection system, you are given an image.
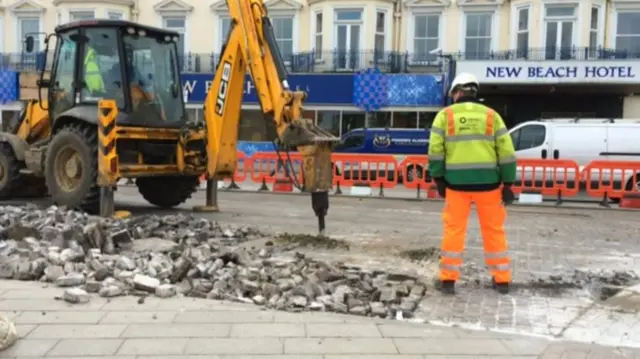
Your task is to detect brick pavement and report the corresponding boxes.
[1,280,639,359]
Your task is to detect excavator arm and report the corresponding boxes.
[201,0,339,234]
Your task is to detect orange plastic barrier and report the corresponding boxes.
[399,156,431,189]
[233,151,249,183]
[220,152,640,207]
[331,153,398,189]
[512,159,580,198]
[248,151,303,188]
[583,160,640,201]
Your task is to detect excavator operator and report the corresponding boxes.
[428,72,517,296]
[84,46,105,94]
[105,48,145,92]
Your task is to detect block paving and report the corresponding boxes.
[0,280,639,358]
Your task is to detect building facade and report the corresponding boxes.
[0,0,640,139]
[4,0,640,64]
[450,0,640,125]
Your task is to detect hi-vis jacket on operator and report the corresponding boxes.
[427,101,516,190]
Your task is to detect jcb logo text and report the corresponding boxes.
[216,61,232,115]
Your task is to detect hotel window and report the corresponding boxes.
[314,12,323,60]
[374,10,386,61]
[516,7,529,58]
[464,12,492,59]
[543,5,577,60]
[412,13,440,63]
[616,11,640,57]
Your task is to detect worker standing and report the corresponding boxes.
[428,72,517,295]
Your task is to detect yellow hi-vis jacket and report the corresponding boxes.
[84,47,104,93]
[428,100,516,187]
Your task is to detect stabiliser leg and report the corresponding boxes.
[193,179,220,212]
[311,191,329,236]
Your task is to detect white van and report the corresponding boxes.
[509,118,640,191]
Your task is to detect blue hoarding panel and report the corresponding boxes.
[182,73,354,105]
[387,74,444,106]
[351,73,444,108]
[0,70,18,103]
[237,141,275,156]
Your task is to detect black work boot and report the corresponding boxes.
[492,277,509,295]
[437,280,456,295]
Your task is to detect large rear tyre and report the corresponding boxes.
[136,176,200,208]
[44,124,100,213]
[0,143,24,199]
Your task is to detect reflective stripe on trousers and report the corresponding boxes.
[439,187,511,283]
[439,250,462,277]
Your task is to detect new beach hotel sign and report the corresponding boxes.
[455,60,640,85]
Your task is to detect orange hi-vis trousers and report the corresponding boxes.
[439,188,511,283]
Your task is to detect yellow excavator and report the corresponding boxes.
[0,0,338,233]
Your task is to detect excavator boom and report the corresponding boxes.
[200,0,339,233]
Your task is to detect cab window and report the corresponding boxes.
[80,28,122,107]
[511,124,545,150]
[336,134,365,150]
[50,31,78,119]
[123,31,185,124]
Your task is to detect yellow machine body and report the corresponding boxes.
[1,4,337,231]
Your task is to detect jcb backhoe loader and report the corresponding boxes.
[0,0,338,233]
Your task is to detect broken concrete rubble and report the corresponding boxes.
[62,288,90,303]
[0,205,430,319]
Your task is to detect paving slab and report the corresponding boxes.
[0,281,637,358]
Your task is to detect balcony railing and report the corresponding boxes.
[7,50,444,74]
[8,46,640,75]
[448,46,640,61]
[203,50,444,74]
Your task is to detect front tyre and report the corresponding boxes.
[44,124,100,213]
[136,176,200,208]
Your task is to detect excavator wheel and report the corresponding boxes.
[0,142,24,199]
[44,123,100,213]
[136,176,200,208]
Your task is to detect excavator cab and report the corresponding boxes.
[0,20,206,215]
[27,20,186,128]
[2,6,335,234]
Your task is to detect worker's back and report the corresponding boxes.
[443,100,499,172]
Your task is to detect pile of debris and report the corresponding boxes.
[0,205,427,318]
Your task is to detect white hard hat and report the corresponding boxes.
[449,72,479,96]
